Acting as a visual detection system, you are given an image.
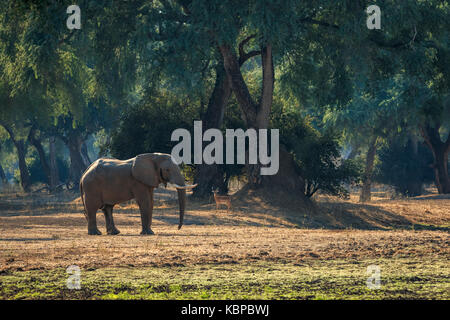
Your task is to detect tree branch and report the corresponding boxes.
[238,34,256,57]
[239,50,260,66]
[299,17,339,29]
[367,36,410,49]
[310,185,320,197]
[174,0,191,16]
[219,44,258,125]
[238,34,259,65]
[420,123,444,150]
[444,132,450,151]
[0,122,17,145]
[299,16,425,50]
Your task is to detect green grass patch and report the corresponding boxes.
[1,257,448,300]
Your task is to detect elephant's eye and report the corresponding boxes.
[161,168,170,180]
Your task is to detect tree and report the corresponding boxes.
[0,81,42,192]
[108,93,196,160]
[88,0,271,196]
[176,0,314,193]
[0,122,31,191]
[365,2,450,193]
[377,134,434,196]
[0,140,8,185]
[27,124,51,186]
[0,1,121,188]
[279,0,450,198]
[419,121,450,193]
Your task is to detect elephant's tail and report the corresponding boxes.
[80,182,88,221]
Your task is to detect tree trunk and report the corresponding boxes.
[432,148,450,194]
[65,135,89,188]
[432,149,450,194]
[16,140,31,192]
[420,124,450,194]
[359,137,378,202]
[193,62,232,198]
[0,163,7,185]
[219,44,259,127]
[193,43,261,198]
[218,41,306,197]
[28,126,51,185]
[81,141,91,165]
[405,136,423,196]
[49,136,60,191]
[219,44,274,189]
[0,123,31,192]
[0,145,8,185]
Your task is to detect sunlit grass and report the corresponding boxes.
[1,258,448,300]
[0,191,448,300]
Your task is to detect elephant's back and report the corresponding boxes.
[81,158,132,185]
[81,158,135,204]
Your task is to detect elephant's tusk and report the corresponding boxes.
[174,183,198,190]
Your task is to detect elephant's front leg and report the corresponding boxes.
[135,186,155,235]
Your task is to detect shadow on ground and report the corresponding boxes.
[0,188,448,231]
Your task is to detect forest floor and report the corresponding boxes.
[0,186,448,299]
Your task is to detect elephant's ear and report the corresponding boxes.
[131,154,160,187]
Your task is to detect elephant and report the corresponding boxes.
[79,153,196,235]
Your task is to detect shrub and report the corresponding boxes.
[273,110,361,198]
[376,138,434,196]
[107,95,196,160]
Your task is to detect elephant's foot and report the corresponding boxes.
[140,228,155,235]
[107,227,120,235]
[88,227,102,235]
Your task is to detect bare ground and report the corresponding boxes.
[0,187,448,272]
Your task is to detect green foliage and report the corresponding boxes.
[0,0,449,194]
[376,138,435,197]
[108,92,197,159]
[273,110,360,198]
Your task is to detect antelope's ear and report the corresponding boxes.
[131,154,159,187]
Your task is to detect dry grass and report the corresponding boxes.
[0,188,448,271]
[0,187,448,299]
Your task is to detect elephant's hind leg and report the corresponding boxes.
[86,199,102,235]
[102,204,120,235]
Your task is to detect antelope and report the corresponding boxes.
[212,189,232,212]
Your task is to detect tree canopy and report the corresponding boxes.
[0,0,448,199]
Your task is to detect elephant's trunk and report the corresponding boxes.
[171,168,196,230]
[176,188,186,229]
